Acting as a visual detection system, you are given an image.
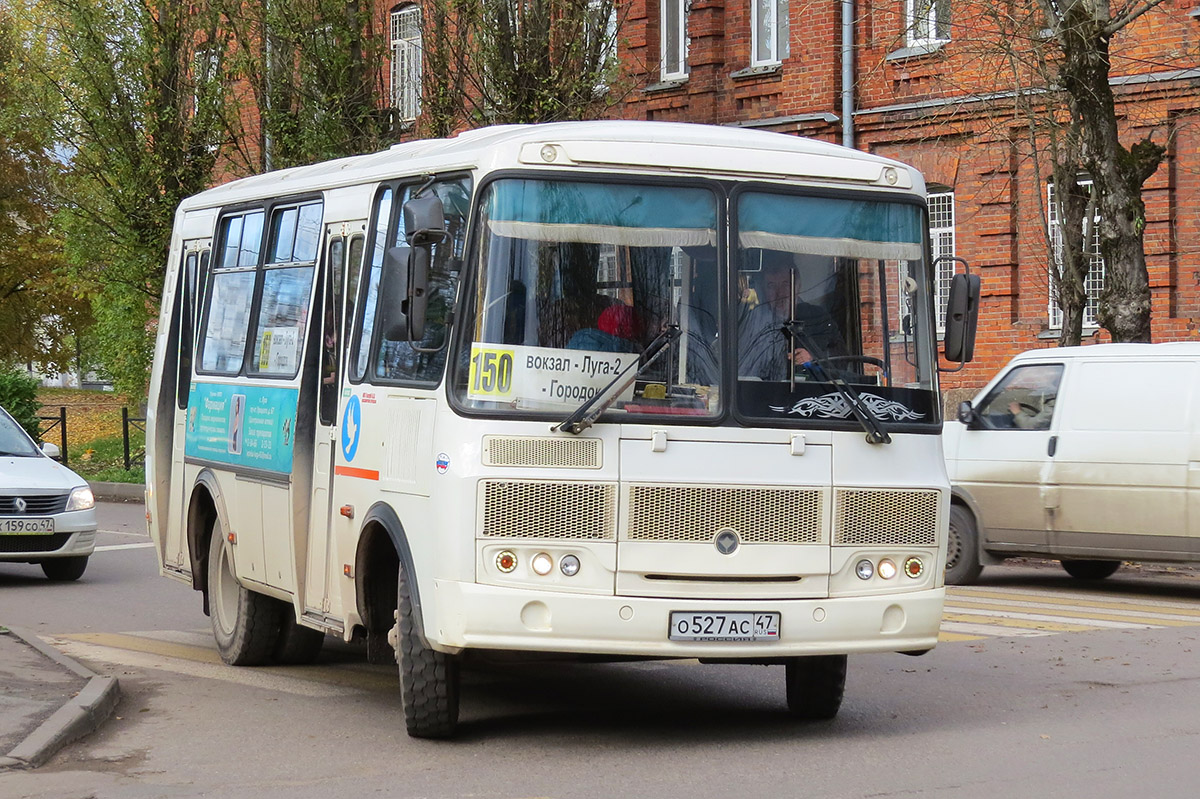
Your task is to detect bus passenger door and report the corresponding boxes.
[304,228,362,620]
[165,244,209,576]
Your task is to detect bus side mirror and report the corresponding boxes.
[404,194,446,246]
[380,245,414,341]
[943,272,981,365]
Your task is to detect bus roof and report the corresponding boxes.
[179,121,925,213]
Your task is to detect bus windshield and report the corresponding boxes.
[733,190,939,428]
[456,177,723,419]
[454,178,940,429]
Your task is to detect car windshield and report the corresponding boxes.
[454,178,722,420]
[0,410,40,457]
[733,190,940,428]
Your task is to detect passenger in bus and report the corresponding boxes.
[738,253,846,380]
[567,303,643,353]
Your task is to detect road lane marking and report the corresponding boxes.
[95,542,156,552]
[940,621,1054,638]
[945,597,1200,625]
[941,612,1097,633]
[950,587,1200,616]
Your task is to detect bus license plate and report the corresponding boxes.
[0,518,55,534]
[669,612,780,642]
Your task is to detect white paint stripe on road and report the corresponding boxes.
[945,594,1200,622]
[94,542,156,552]
[941,605,1156,630]
[939,621,1055,638]
[97,529,150,537]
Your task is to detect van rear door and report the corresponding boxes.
[1046,358,1195,559]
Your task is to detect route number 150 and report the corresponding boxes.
[470,348,514,397]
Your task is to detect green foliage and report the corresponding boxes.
[423,0,626,133]
[67,435,145,484]
[0,368,41,439]
[217,0,393,170]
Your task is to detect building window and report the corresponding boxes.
[661,0,689,81]
[1048,181,1104,329]
[907,0,951,47]
[927,191,955,331]
[390,5,422,122]
[752,0,789,67]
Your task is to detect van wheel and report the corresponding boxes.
[785,655,847,720]
[41,556,88,581]
[207,520,282,666]
[946,505,984,585]
[273,606,325,664]
[1060,559,1121,580]
[395,561,460,738]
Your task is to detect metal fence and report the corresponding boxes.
[122,407,146,471]
[38,406,69,465]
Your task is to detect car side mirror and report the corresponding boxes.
[41,441,62,460]
[956,400,979,427]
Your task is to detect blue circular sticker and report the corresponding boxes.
[341,395,362,462]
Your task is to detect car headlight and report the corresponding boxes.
[66,486,95,511]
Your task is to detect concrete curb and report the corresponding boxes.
[0,627,121,770]
[87,481,144,503]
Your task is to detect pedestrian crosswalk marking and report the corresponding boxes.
[940,584,1200,642]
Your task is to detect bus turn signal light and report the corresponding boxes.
[904,557,924,578]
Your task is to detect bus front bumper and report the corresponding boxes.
[428,581,945,659]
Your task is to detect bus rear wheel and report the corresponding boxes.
[273,607,325,665]
[785,655,847,721]
[207,520,282,666]
[395,561,460,738]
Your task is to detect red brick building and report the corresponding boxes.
[367,3,1200,389]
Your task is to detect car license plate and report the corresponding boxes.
[669,611,780,642]
[0,518,55,534]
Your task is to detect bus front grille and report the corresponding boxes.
[479,480,617,539]
[623,484,824,544]
[834,488,940,546]
[482,435,602,469]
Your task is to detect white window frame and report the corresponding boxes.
[661,0,689,81]
[1048,180,1104,330]
[751,0,789,67]
[390,5,422,123]
[906,0,951,48]
[927,191,955,332]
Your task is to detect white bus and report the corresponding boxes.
[146,121,979,737]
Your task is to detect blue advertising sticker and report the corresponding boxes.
[185,383,299,474]
[341,394,362,462]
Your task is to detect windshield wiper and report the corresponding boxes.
[784,321,891,446]
[552,325,681,435]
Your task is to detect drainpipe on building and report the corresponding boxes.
[841,0,855,149]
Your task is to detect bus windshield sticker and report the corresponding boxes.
[184,383,299,473]
[468,343,637,410]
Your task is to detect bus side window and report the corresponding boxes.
[177,253,197,409]
[248,201,322,378]
[374,176,471,384]
[353,189,393,382]
[199,210,264,374]
[320,237,345,426]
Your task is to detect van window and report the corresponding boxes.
[1068,361,1194,432]
[975,364,1062,430]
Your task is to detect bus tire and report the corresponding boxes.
[273,606,325,665]
[1060,559,1121,580]
[785,655,847,721]
[396,561,459,738]
[946,504,984,586]
[207,520,282,666]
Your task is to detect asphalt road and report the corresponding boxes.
[2,502,1200,798]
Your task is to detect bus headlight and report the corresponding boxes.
[531,552,554,576]
[877,559,898,580]
[855,559,874,580]
[559,554,580,577]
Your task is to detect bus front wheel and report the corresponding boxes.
[785,654,847,720]
[395,561,460,738]
[207,520,282,666]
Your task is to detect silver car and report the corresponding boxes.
[0,405,97,580]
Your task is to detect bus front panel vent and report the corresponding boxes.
[478,480,616,539]
[623,484,824,544]
[833,488,940,546]
[482,436,602,469]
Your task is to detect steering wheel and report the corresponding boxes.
[1015,402,1038,414]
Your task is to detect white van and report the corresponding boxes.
[943,343,1200,585]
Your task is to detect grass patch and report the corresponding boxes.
[36,388,145,484]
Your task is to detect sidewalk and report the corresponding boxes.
[0,627,120,770]
[86,480,143,503]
